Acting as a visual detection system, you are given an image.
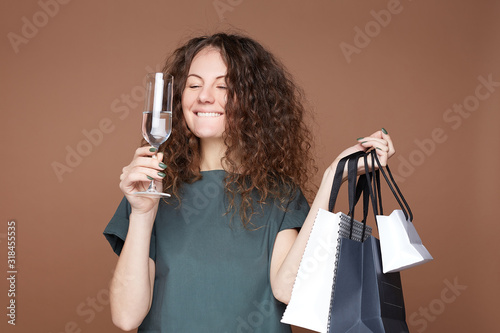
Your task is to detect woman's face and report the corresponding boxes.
[182,47,228,142]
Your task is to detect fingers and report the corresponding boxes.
[130,147,167,171]
[128,166,166,181]
[133,146,159,159]
[119,147,167,194]
[357,135,388,152]
[356,128,396,167]
[120,166,166,190]
[381,130,395,157]
[131,156,167,171]
[358,139,389,152]
[357,129,393,152]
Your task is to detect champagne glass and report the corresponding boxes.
[134,72,173,198]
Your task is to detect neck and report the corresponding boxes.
[199,138,226,171]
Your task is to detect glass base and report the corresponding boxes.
[134,190,171,198]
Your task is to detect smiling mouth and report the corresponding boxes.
[195,112,223,117]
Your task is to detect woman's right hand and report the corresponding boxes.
[119,146,167,215]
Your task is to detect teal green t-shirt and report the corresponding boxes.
[104,170,309,332]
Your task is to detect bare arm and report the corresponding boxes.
[270,130,395,304]
[270,166,337,304]
[109,147,166,330]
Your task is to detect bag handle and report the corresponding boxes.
[371,150,414,222]
[363,151,383,216]
[328,151,372,239]
[363,151,380,219]
[328,151,365,212]
[350,174,370,224]
[347,152,370,239]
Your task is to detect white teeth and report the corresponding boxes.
[197,112,221,117]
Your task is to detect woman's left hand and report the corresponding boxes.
[328,128,395,176]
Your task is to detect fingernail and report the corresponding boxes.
[149,147,157,152]
[376,147,382,150]
[360,141,367,144]
[159,162,167,169]
[147,175,154,181]
[382,128,388,134]
[357,137,364,141]
[158,172,166,178]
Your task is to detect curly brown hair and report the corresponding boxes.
[153,33,316,227]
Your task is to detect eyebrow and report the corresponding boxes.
[186,74,226,80]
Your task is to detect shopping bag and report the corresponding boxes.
[370,150,433,273]
[281,151,371,333]
[328,152,409,333]
[328,236,409,333]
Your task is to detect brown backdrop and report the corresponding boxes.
[1,0,499,332]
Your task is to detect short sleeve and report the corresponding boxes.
[103,196,157,261]
[279,189,310,232]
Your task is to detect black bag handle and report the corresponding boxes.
[347,152,370,240]
[363,151,380,220]
[328,151,366,212]
[371,150,414,222]
[365,151,383,216]
[351,175,370,225]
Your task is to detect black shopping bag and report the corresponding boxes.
[327,152,409,333]
[328,237,409,332]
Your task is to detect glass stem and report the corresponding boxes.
[148,152,159,192]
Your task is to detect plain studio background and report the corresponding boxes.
[1,0,499,332]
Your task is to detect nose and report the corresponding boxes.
[198,86,215,104]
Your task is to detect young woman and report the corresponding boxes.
[104,33,394,332]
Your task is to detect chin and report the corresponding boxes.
[193,130,224,141]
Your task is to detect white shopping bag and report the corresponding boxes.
[281,151,371,332]
[368,150,433,273]
[377,210,433,273]
[281,208,339,333]
[281,208,371,333]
